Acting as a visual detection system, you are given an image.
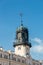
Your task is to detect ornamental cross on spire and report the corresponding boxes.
[20,13,23,26]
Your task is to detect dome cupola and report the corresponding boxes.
[13,24,31,48]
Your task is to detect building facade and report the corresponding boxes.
[0,23,43,65]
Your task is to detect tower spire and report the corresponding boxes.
[20,13,23,26]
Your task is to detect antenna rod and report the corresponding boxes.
[20,13,23,26]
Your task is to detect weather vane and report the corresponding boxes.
[20,13,23,26]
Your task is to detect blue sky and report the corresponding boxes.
[0,0,43,60]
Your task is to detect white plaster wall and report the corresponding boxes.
[14,45,30,57]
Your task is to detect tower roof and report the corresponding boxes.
[16,24,28,33]
[13,24,32,48]
[13,14,32,48]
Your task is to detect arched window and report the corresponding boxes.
[17,58,20,62]
[0,54,2,58]
[22,60,25,63]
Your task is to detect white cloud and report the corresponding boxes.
[31,45,43,53]
[31,38,43,53]
[31,38,43,45]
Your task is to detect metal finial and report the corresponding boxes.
[20,13,23,26]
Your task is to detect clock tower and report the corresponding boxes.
[13,15,32,57]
